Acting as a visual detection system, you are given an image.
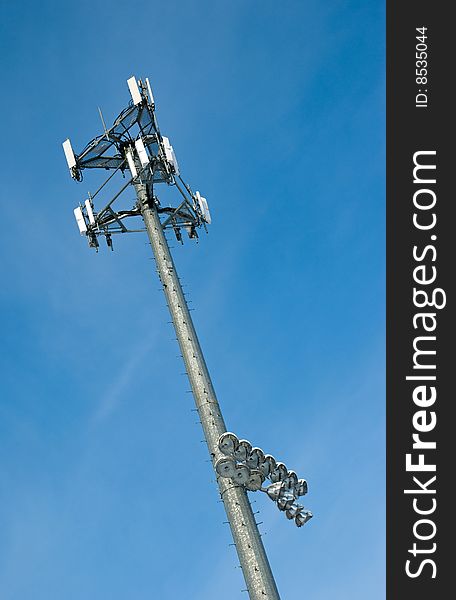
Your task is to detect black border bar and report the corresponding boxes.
[387,2,453,597]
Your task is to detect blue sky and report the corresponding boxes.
[0,1,385,598]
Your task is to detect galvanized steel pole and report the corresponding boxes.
[136,183,281,600]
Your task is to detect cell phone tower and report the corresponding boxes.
[63,76,312,600]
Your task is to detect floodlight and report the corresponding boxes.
[259,454,276,478]
[277,491,294,511]
[126,148,137,178]
[127,76,142,105]
[285,503,304,520]
[63,139,77,169]
[234,440,252,463]
[215,456,237,479]
[270,462,287,483]
[245,469,264,492]
[145,78,155,106]
[74,206,87,234]
[295,510,313,527]
[246,447,265,470]
[232,464,251,485]
[283,470,298,491]
[85,199,95,225]
[295,479,308,497]
[218,432,239,456]
[265,482,283,502]
[135,138,150,167]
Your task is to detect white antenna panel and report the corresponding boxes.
[196,191,204,215]
[135,138,150,167]
[201,196,211,224]
[145,78,155,106]
[74,207,87,234]
[162,136,173,163]
[162,136,179,175]
[63,139,77,169]
[126,148,138,178]
[85,199,95,225]
[127,76,142,105]
[196,191,211,224]
[170,147,180,176]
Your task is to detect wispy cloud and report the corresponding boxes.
[90,335,157,424]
